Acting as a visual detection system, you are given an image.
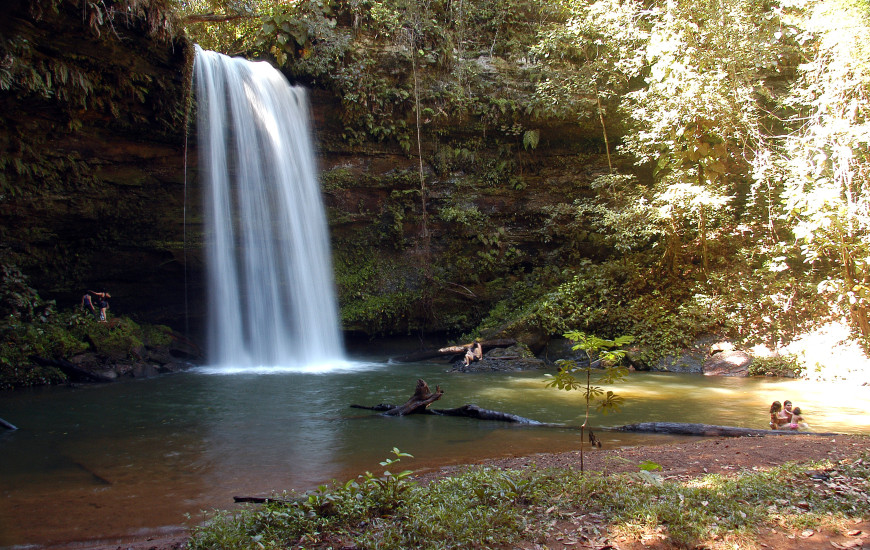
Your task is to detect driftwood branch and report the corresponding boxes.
[383,379,443,416]
[233,495,291,504]
[352,380,553,424]
[614,422,839,437]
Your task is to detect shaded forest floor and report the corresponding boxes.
[433,434,870,550]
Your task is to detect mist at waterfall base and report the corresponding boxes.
[194,47,350,373]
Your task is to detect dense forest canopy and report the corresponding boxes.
[171,0,870,365]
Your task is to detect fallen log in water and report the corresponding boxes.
[351,379,549,424]
[0,416,18,430]
[432,404,544,425]
[613,422,839,437]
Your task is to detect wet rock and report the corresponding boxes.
[655,351,706,373]
[450,343,547,372]
[653,335,731,374]
[703,350,752,377]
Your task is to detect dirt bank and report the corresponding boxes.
[51,433,870,550]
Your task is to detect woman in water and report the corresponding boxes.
[781,400,795,425]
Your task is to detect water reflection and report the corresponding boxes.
[1,365,868,547]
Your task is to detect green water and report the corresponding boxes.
[1,359,868,548]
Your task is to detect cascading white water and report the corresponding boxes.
[193,46,344,369]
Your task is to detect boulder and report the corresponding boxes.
[450,343,546,372]
[703,350,752,377]
[652,335,733,374]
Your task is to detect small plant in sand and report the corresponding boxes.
[546,330,633,472]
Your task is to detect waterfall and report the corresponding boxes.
[193,47,344,369]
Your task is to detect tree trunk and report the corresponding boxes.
[698,162,709,273]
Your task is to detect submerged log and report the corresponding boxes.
[614,422,839,437]
[352,380,553,424]
[382,379,444,416]
[433,404,544,424]
[0,416,18,430]
[391,339,516,362]
[350,403,396,412]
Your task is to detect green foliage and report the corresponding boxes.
[174,0,265,54]
[748,354,804,378]
[334,251,422,335]
[522,129,539,150]
[546,330,632,472]
[86,318,146,360]
[546,331,632,415]
[189,448,870,550]
[0,262,176,389]
[141,323,174,348]
[359,447,416,513]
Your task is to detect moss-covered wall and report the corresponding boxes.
[0,0,202,332]
[308,86,619,338]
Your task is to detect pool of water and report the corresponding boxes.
[1,357,868,548]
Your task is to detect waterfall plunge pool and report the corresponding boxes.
[1,360,868,548]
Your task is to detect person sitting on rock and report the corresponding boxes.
[462,341,484,367]
[464,346,475,367]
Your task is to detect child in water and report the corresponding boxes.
[769,401,784,429]
[788,406,809,430]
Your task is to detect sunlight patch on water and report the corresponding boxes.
[192,360,386,375]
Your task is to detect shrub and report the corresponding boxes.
[748,354,804,377]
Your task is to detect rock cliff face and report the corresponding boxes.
[0,0,202,333]
[1,2,617,345]
[311,87,616,342]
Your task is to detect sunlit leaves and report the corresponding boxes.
[771,0,870,334]
[544,331,633,415]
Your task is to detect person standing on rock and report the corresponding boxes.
[81,292,96,318]
[89,290,111,322]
